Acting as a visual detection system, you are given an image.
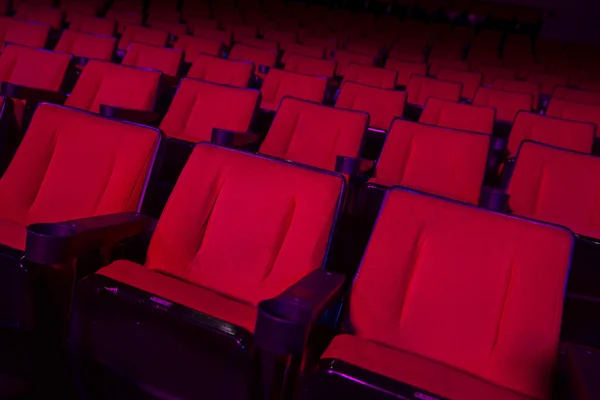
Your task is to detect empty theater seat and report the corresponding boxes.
[174,35,222,63]
[148,20,188,38]
[68,14,117,37]
[405,75,462,109]
[552,87,600,105]
[507,112,595,157]
[228,43,278,80]
[14,3,63,30]
[492,78,540,110]
[117,25,169,51]
[281,43,326,64]
[187,54,253,88]
[473,87,533,126]
[507,141,600,239]
[260,69,327,111]
[122,42,183,78]
[384,59,428,87]
[342,64,396,89]
[428,59,469,77]
[370,119,489,204]
[237,36,279,50]
[335,81,406,130]
[262,28,297,50]
[437,68,482,101]
[527,72,569,96]
[193,27,232,47]
[54,30,116,64]
[160,78,260,143]
[546,98,600,134]
[419,98,495,134]
[305,186,572,400]
[333,50,376,77]
[479,65,516,85]
[105,10,143,34]
[3,18,50,48]
[68,142,344,400]
[260,97,368,171]
[284,54,336,78]
[65,60,161,114]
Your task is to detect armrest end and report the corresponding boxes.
[99,105,161,126]
[211,128,260,148]
[335,156,374,176]
[0,82,67,105]
[479,186,510,212]
[254,269,344,355]
[566,343,600,400]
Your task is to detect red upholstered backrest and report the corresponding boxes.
[117,25,168,50]
[0,104,160,241]
[406,75,462,106]
[343,63,396,89]
[145,144,343,306]
[62,1,99,22]
[419,97,494,134]
[284,54,336,78]
[4,18,50,48]
[187,54,253,88]
[174,35,222,63]
[160,78,259,142]
[237,36,279,51]
[260,69,327,111]
[335,81,405,130]
[428,59,468,77]
[375,120,488,204]
[229,43,278,77]
[105,10,142,34]
[260,97,368,171]
[437,68,482,100]
[281,43,325,64]
[333,50,376,77]
[384,59,427,87]
[122,42,183,76]
[262,28,297,49]
[507,112,595,156]
[492,78,540,110]
[527,72,568,95]
[148,21,188,37]
[552,86,600,105]
[0,45,71,91]
[473,86,533,123]
[546,98,600,136]
[54,30,116,62]
[347,187,572,399]
[68,14,116,37]
[65,60,160,113]
[479,65,516,85]
[15,3,63,29]
[194,27,232,47]
[508,141,600,239]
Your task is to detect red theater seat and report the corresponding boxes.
[508,141,600,239]
[428,59,468,77]
[105,10,143,34]
[118,25,169,51]
[552,86,600,105]
[307,186,572,400]
[284,54,336,78]
[335,81,406,130]
[230,24,258,41]
[370,119,489,204]
[333,50,376,77]
[419,98,495,134]
[406,75,462,107]
[260,69,327,111]
[229,43,278,80]
[68,14,116,37]
[507,112,595,157]
[302,36,337,55]
[237,36,279,50]
[65,60,161,114]
[527,72,569,96]
[3,18,50,48]
[14,3,63,30]
[160,78,259,143]
[173,35,222,63]
[262,28,297,50]
[546,98,600,135]
[189,18,220,33]
[147,9,181,25]
[384,59,428,87]
[187,54,253,88]
[473,87,533,124]
[436,68,482,100]
[479,65,516,85]
[281,43,325,64]
[492,78,540,110]
[343,63,396,89]
[122,42,183,77]
[193,27,233,47]
[54,30,116,63]
[260,97,368,171]
[61,0,100,22]
[148,21,188,38]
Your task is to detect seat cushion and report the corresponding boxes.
[0,218,25,250]
[97,260,258,332]
[323,334,532,400]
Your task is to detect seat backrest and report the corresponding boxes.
[174,35,222,63]
[508,141,600,239]
[343,63,396,89]
[54,30,116,62]
[348,186,572,400]
[230,24,258,41]
[419,97,495,134]
[492,77,540,110]
[302,36,337,53]
[384,59,427,87]
[436,68,481,101]
[428,59,468,77]
[237,36,279,50]
[187,53,253,88]
[229,43,278,76]
[552,86,600,105]
[160,78,259,142]
[507,112,595,156]
[406,75,462,106]
[105,9,143,34]
[335,81,405,130]
[118,25,169,50]
[281,42,325,64]
[473,87,533,124]
[479,65,516,85]
[15,3,63,29]
[194,27,232,47]
[0,44,71,91]
[145,143,343,306]
[375,119,489,204]
[527,72,568,96]
[0,103,160,245]
[122,42,183,76]
[333,50,376,77]
[260,69,327,111]
[262,28,297,49]
[65,60,160,113]
[4,18,50,48]
[68,14,116,37]
[546,98,600,136]
[260,97,368,171]
[148,20,188,37]
[284,54,336,78]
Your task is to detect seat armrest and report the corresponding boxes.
[99,104,161,126]
[566,343,600,400]
[255,269,344,356]
[211,128,260,148]
[335,156,374,177]
[25,213,154,265]
[479,186,510,212]
[0,82,67,105]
